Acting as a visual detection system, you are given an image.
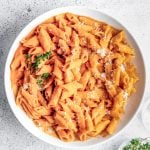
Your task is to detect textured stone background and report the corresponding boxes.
[0,0,150,150]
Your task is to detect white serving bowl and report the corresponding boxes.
[4,6,146,149]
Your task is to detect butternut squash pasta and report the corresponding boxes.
[10,13,139,142]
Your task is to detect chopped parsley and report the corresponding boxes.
[37,72,51,87]
[41,73,50,79]
[123,138,150,150]
[36,79,43,87]
[25,53,32,68]
[25,53,31,59]
[33,51,51,69]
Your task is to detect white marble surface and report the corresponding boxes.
[0,0,150,150]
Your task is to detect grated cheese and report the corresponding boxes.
[23,83,29,90]
[69,118,72,122]
[101,72,106,79]
[123,91,128,100]
[89,91,95,99]
[97,48,107,58]
[106,80,112,86]
[120,64,125,72]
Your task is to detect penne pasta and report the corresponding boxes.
[11,13,138,142]
[38,27,55,51]
[22,35,39,48]
[48,86,62,107]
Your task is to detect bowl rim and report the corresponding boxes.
[4,6,146,149]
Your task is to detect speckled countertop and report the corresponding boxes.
[0,0,150,150]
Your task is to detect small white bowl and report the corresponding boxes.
[4,6,146,148]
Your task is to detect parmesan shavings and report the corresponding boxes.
[120,64,125,72]
[123,91,128,100]
[105,80,113,89]
[23,83,29,90]
[97,48,107,58]
[101,72,106,79]
[106,80,112,86]
[89,91,95,99]
[68,118,72,122]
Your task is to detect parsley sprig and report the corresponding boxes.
[41,73,50,79]
[33,51,51,69]
[123,138,150,150]
[36,73,50,87]
[25,53,32,68]
[25,54,31,59]
[37,79,43,87]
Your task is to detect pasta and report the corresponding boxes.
[10,13,139,142]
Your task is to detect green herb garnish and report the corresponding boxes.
[123,138,150,150]
[37,79,43,87]
[131,139,140,146]
[25,54,32,68]
[37,72,51,87]
[33,59,41,69]
[41,73,50,79]
[25,54,31,59]
[33,51,51,69]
